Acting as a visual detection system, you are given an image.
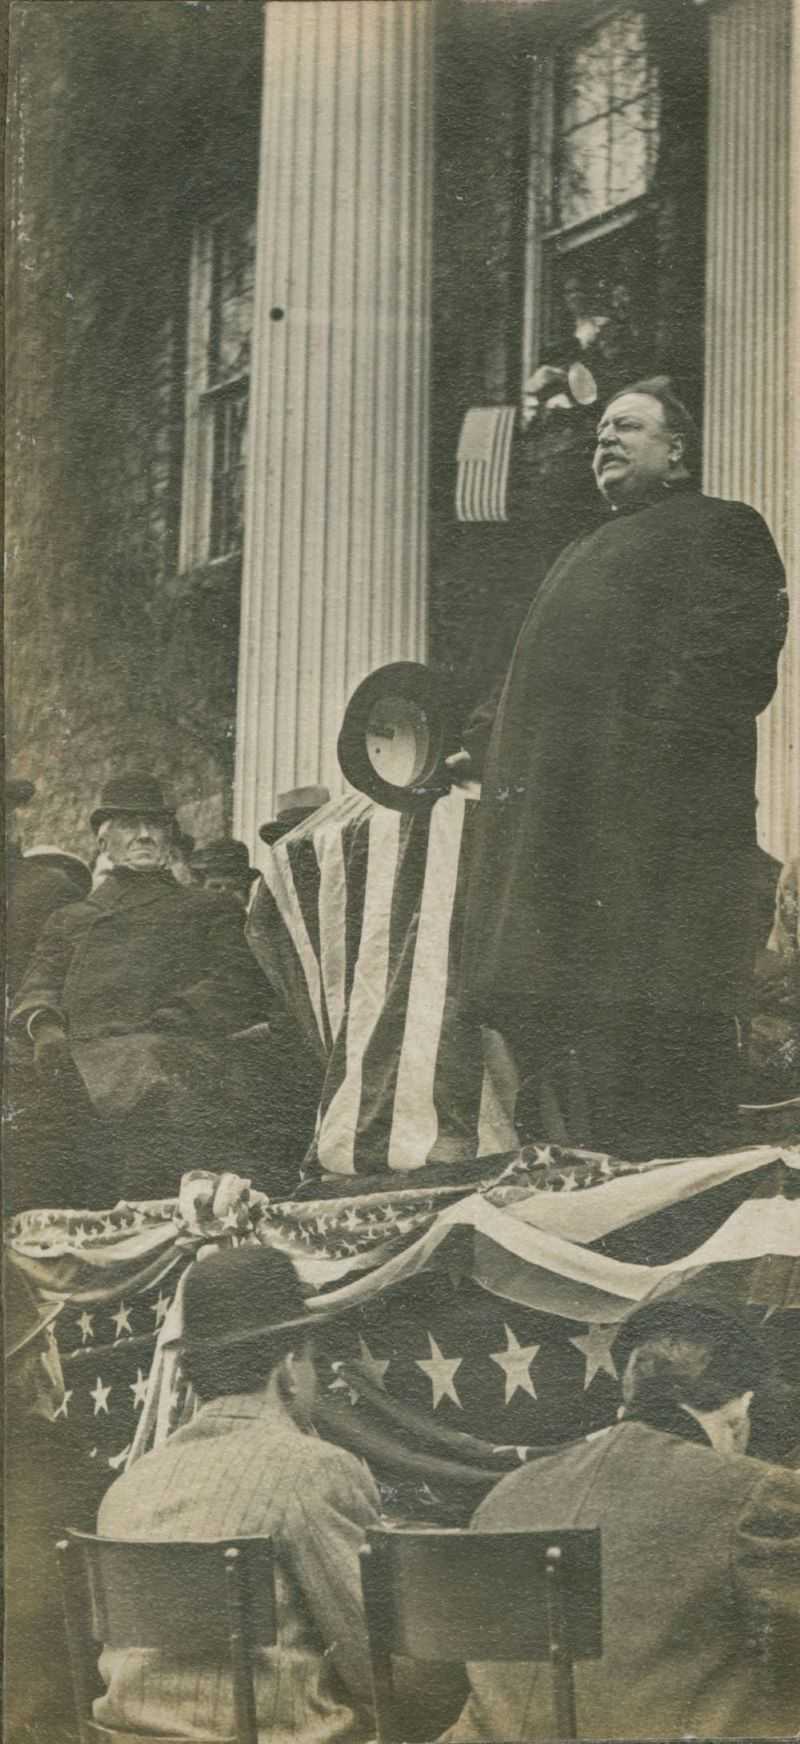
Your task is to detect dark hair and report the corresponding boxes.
[622,1326,762,1419]
[182,1324,308,1404]
[606,374,700,475]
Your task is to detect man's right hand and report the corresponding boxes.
[32,1022,73,1083]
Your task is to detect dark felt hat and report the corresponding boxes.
[259,786,330,846]
[7,777,36,809]
[179,1244,333,1355]
[190,838,259,884]
[25,845,93,897]
[90,772,176,832]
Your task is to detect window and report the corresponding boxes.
[523,8,661,388]
[179,210,256,570]
[555,10,659,232]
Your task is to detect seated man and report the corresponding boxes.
[8,772,271,1208]
[94,1245,380,1743]
[443,1298,800,1742]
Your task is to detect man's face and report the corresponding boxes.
[593,392,679,505]
[102,813,171,872]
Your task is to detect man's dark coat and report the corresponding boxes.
[6,848,84,1000]
[11,870,270,1116]
[461,487,788,1026]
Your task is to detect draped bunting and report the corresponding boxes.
[247,790,520,1176]
[7,1143,800,1510]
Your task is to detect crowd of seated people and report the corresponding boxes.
[81,1247,800,1743]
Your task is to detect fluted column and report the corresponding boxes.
[703,0,799,860]
[234,0,433,849]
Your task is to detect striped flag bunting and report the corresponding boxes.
[247,789,519,1177]
[7,1145,800,1508]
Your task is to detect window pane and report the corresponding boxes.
[561,33,612,131]
[557,119,610,227]
[556,9,659,227]
[208,216,256,386]
[608,104,655,207]
[209,386,249,559]
[607,10,650,106]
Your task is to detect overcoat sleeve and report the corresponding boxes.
[10,904,75,1034]
[167,894,273,1035]
[650,503,787,728]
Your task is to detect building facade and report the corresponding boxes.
[7,0,798,862]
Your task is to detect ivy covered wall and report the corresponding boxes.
[6,1,263,855]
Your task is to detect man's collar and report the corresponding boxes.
[88,868,177,912]
[198,1392,296,1427]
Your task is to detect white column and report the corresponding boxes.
[234,0,433,850]
[703,0,799,861]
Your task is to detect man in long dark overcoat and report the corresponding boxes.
[460,379,788,1155]
[8,772,271,1207]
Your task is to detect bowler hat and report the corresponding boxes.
[259,786,330,846]
[90,772,176,832]
[7,777,35,809]
[190,838,259,884]
[180,1244,333,1356]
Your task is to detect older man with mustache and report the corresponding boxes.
[460,376,788,1157]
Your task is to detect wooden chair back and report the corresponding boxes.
[360,1525,601,1742]
[57,1529,275,1744]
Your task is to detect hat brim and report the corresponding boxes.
[91,805,176,832]
[337,661,459,813]
[259,810,318,845]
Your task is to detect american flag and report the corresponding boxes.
[8,1144,800,1509]
[248,790,519,1177]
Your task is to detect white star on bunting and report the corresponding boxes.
[569,1325,618,1390]
[355,1336,390,1390]
[111,1302,132,1339]
[490,1324,541,1405]
[90,1376,111,1416]
[52,1389,73,1420]
[152,1292,171,1326]
[77,1311,94,1345]
[130,1368,149,1409]
[416,1333,463,1410]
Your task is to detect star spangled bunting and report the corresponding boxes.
[489,1324,541,1404]
[416,1333,463,1410]
[569,1325,619,1390]
[90,1376,111,1415]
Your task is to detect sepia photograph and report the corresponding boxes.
[4,0,800,1739]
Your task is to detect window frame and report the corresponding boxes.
[178,210,255,574]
